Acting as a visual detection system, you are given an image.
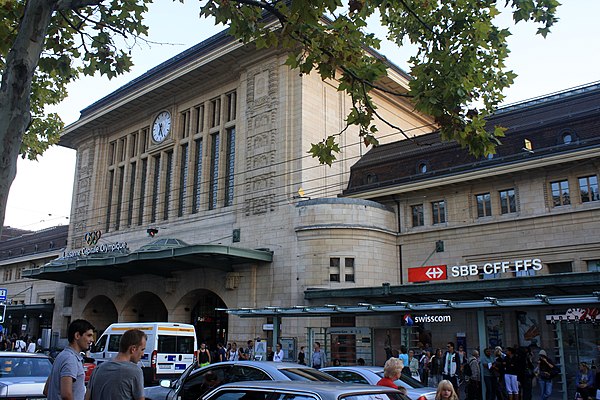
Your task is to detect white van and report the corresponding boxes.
[90,322,197,384]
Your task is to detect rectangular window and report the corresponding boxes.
[499,189,517,214]
[181,110,190,138]
[547,261,572,274]
[411,204,424,227]
[108,141,116,165]
[130,132,138,158]
[119,137,127,162]
[329,258,340,282]
[476,193,492,218]
[586,260,600,272]
[432,200,446,224]
[344,258,355,282]
[209,133,220,210]
[226,91,237,122]
[151,155,161,223]
[105,170,114,232]
[138,158,147,225]
[551,180,570,206]
[114,166,125,231]
[579,175,599,203]
[195,105,205,134]
[178,144,189,217]
[225,127,236,207]
[163,151,173,220]
[63,286,73,307]
[210,98,221,128]
[193,139,203,213]
[140,128,148,153]
[127,162,136,227]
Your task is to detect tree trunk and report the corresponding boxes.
[0,0,58,237]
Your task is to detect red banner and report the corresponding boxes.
[408,265,447,282]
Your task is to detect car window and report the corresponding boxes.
[180,366,230,400]
[108,335,122,352]
[93,335,107,353]
[0,357,52,377]
[158,335,195,353]
[343,393,405,400]
[227,365,270,382]
[398,374,424,388]
[279,368,340,382]
[326,370,370,384]
[205,390,270,400]
[275,393,318,400]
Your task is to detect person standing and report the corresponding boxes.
[537,350,556,400]
[481,347,497,400]
[420,350,431,386]
[377,357,404,389]
[242,339,254,361]
[273,343,284,362]
[443,342,460,395]
[229,342,239,361]
[85,329,146,400]
[44,319,95,400]
[431,348,445,387]
[466,350,482,400]
[197,342,211,367]
[408,349,420,380]
[312,342,327,369]
[216,343,227,362]
[298,346,306,365]
[27,337,37,353]
[436,379,460,400]
[501,347,519,400]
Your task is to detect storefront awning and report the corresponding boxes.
[22,238,273,285]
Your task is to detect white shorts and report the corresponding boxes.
[505,373,519,394]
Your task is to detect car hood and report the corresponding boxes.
[144,384,174,399]
[0,379,46,396]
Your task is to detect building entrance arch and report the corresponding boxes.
[179,290,227,350]
[81,295,118,333]
[121,291,167,322]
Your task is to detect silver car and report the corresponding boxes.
[202,381,408,400]
[144,361,340,400]
[321,366,436,400]
[0,351,53,399]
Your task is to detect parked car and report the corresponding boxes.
[201,381,408,400]
[144,361,341,400]
[321,366,436,400]
[0,351,53,399]
[83,355,96,384]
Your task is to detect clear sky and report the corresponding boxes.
[4,1,600,231]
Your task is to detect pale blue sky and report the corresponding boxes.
[5,1,600,230]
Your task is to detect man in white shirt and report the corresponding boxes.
[273,343,284,362]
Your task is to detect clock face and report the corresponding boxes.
[152,111,171,142]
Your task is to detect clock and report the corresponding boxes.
[152,111,171,142]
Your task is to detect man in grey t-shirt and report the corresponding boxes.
[44,319,95,400]
[85,329,147,400]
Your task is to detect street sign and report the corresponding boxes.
[0,289,6,301]
[0,302,6,324]
[407,265,447,282]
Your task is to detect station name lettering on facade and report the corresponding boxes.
[63,242,129,258]
[450,258,542,277]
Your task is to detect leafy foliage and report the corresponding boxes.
[201,0,560,163]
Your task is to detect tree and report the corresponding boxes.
[200,0,559,164]
[0,0,153,236]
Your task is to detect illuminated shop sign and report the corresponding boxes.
[403,314,452,326]
[451,258,542,277]
[546,308,600,324]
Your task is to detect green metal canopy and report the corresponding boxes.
[22,238,273,285]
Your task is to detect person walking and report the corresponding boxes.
[44,319,95,400]
[273,343,284,362]
[85,329,146,399]
[443,342,460,395]
[311,342,327,369]
[537,350,557,400]
[420,350,431,386]
[431,348,445,387]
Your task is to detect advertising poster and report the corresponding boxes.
[486,314,504,347]
[517,311,541,347]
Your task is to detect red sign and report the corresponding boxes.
[408,265,447,282]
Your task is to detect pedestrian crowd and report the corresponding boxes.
[0,332,42,352]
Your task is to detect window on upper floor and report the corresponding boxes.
[547,261,572,274]
[329,257,355,282]
[411,204,424,227]
[499,189,517,214]
[587,260,600,272]
[579,175,599,203]
[476,193,492,218]
[329,257,340,282]
[550,180,570,207]
[431,200,446,224]
[345,258,355,282]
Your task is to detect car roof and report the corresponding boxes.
[322,366,383,372]
[0,352,52,359]
[212,380,400,394]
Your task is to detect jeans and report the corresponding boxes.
[539,379,552,400]
[483,375,495,400]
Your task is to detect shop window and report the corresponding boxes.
[547,262,573,274]
[551,180,570,207]
[586,260,600,272]
[500,189,517,214]
[431,200,446,224]
[579,175,599,203]
[476,193,492,218]
[345,258,355,282]
[329,258,340,282]
[411,204,424,227]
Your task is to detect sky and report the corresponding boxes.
[4,1,600,231]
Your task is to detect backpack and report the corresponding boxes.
[463,360,473,377]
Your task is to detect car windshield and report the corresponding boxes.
[278,368,340,381]
[0,357,52,377]
[374,370,424,388]
[343,393,406,400]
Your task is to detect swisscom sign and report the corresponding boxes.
[408,259,543,282]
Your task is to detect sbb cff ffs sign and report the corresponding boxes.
[408,265,447,282]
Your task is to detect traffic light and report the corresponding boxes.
[147,228,159,237]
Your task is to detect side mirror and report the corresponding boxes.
[160,379,172,388]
